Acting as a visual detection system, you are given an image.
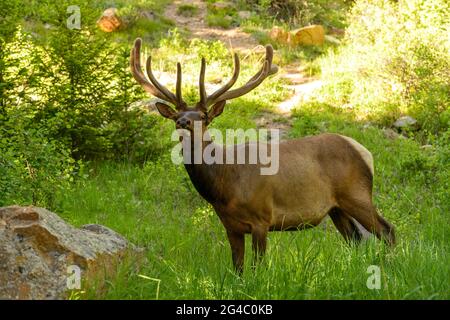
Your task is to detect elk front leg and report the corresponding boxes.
[226,229,245,274]
[251,225,268,267]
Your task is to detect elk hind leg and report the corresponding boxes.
[328,207,363,244]
[339,197,395,246]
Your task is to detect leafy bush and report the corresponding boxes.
[2,1,172,162]
[0,1,175,206]
[241,0,350,28]
[206,1,239,29]
[318,0,450,133]
[0,111,76,207]
[206,13,234,29]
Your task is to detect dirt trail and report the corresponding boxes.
[165,0,323,138]
[165,0,260,52]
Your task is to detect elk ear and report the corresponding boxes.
[207,100,226,124]
[155,102,177,119]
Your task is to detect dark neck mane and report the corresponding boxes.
[183,137,226,204]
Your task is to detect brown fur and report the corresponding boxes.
[183,133,395,272]
[129,40,395,273]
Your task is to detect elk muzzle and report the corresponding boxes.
[176,117,192,130]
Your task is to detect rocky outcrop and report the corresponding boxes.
[269,25,325,46]
[97,8,122,32]
[290,25,325,46]
[269,26,289,45]
[0,206,138,299]
[237,11,251,20]
[393,116,420,131]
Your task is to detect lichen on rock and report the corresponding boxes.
[0,206,139,299]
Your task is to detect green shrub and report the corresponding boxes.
[3,2,170,162]
[0,111,76,207]
[206,1,238,29]
[240,0,350,28]
[206,13,235,29]
[177,4,198,17]
[0,0,177,206]
[318,0,450,133]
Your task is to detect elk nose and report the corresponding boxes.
[176,118,191,129]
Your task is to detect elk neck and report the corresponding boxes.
[182,129,228,204]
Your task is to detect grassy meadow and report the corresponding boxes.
[1,0,449,300]
[56,102,449,300]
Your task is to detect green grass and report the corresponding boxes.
[205,1,238,29]
[52,32,448,300]
[176,4,198,17]
[22,0,175,45]
[53,100,449,300]
[206,13,234,29]
[9,0,449,300]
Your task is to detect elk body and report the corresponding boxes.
[130,39,396,273]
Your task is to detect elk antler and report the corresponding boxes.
[197,45,278,111]
[130,38,187,110]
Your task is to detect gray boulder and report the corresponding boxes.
[238,11,251,20]
[393,116,419,131]
[0,206,138,299]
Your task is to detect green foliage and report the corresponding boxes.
[2,1,173,162]
[240,0,350,28]
[53,116,449,298]
[0,111,76,207]
[318,0,450,133]
[206,1,238,29]
[176,4,199,17]
[206,13,235,29]
[111,0,174,43]
[189,38,230,62]
[0,0,173,206]
[0,0,24,116]
[268,0,349,27]
[1,0,448,300]
[0,0,23,40]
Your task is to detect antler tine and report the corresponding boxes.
[130,39,168,101]
[145,56,179,105]
[198,58,207,111]
[205,53,240,108]
[176,62,186,108]
[205,45,277,105]
[131,38,186,109]
[215,60,270,102]
[244,45,277,84]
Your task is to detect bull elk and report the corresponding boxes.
[130,38,395,273]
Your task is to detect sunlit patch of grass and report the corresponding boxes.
[55,157,449,299]
[54,99,449,300]
[138,29,288,116]
[205,1,238,29]
[206,13,234,29]
[176,4,198,17]
[18,0,449,300]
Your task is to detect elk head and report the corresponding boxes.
[130,38,278,132]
